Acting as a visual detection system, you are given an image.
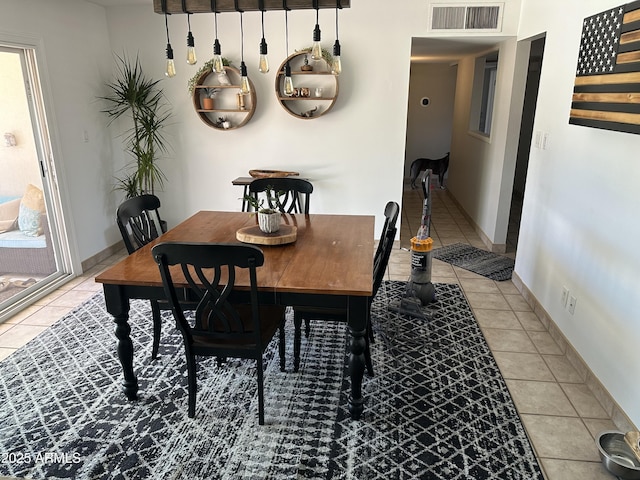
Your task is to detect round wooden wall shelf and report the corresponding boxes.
[274,51,339,119]
[192,65,257,130]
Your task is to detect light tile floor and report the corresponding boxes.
[393,182,617,480]
[0,184,619,480]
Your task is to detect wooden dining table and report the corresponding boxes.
[95,210,375,420]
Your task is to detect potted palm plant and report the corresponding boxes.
[101,54,172,198]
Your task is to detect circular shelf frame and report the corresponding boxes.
[274,51,339,120]
[192,65,257,130]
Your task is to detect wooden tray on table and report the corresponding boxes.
[236,225,297,245]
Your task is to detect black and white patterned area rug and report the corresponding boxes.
[432,243,515,281]
[0,281,543,479]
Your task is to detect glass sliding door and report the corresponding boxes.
[0,45,70,320]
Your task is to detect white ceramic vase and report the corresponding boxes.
[258,211,281,233]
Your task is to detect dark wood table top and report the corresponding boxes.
[96,211,375,297]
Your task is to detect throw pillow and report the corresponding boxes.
[18,184,46,237]
[0,198,21,233]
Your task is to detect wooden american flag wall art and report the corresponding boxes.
[570,0,640,134]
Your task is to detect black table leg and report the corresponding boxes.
[347,296,367,419]
[103,284,139,400]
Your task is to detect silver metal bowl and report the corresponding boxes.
[596,431,640,480]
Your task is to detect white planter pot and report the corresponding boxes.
[258,211,281,233]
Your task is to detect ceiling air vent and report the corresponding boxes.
[430,4,503,31]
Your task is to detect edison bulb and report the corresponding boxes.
[186,32,197,65]
[213,55,224,74]
[187,47,197,65]
[311,41,322,61]
[259,55,269,74]
[331,40,341,75]
[239,62,251,95]
[259,38,269,74]
[331,56,341,75]
[283,76,293,97]
[311,24,322,61]
[213,39,224,73]
[165,44,176,78]
[284,62,294,96]
[165,59,176,77]
[240,76,251,95]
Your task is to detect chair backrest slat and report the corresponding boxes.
[116,194,166,254]
[153,242,266,348]
[248,178,313,214]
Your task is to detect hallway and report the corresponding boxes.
[388,179,620,480]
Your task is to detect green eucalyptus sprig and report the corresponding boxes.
[296,47,334,67]
[187,57,233,95]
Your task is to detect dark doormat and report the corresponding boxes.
[432,243,515,281]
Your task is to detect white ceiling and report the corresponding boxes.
[82,1,504,62]
[410,36,507,63]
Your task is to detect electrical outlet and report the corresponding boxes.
[561,287,569,307]
[568,295,577,315]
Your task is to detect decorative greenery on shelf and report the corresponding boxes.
[187,57,232,95]
[204,88,221,98]
[295,47,334,67]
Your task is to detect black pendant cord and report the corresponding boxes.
[285,8,289,57]
[164,12,171,45]
[211,0,219,41]
[260,0,266,38]
[313,0,320,42]
[240,11,245,63]
[234,0,244,61]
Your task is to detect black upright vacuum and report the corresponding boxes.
[389,170,436,319]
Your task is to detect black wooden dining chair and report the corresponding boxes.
[152,242,286,424]
[288,201,400,375]
[116,194,166,255]
[116,194,167,360]
[248,178,313,214]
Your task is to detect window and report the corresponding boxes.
[469,51,498,137]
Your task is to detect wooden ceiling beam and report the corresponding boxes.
[153,0,349,14]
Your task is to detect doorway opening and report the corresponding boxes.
[507,35,546,252]
[0,44,71,321]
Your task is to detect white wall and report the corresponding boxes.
[447,36,528,248]
[404,62,457,177]
[0,0,114,269]
[104,1,417,238]
[516,0,640,427]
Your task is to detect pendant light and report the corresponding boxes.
[283,4,294,97]
[331,2,342,75]
[211,0,224,74]
[311,0,322,61]
[186,13,197,65]
[258,0,269,74]
[237,6,251,95]
[164,12,176,77]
